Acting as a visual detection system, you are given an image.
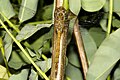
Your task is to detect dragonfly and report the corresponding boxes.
[50,6,120,79]
[10,1,120,80]
[12,1,119,28]
[50,6,69,80]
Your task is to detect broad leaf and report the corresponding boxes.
[18,0,38,23]
[8,51,30,70]
[81,28,97,64]
[100,19,107,31]
[81,0,106,12]
[36,58,51,73]
[41,4,53,20]
[89,27,106,47]
[113,0,120,16]
[66,63,83,80]
[0,65,9,80]
[112,18,120,28]
[69,0,81,15]
[31,27,53,50]
[26,48,36,57]
[41,40,50,54]
[87,28,120,80]
[4,32,13,61]
[103,0,120,17]
[113,65,120,80]
[99,12,108,32]
[0,0,15,20]
[68,18,76,44]
[9,69,29,80]
[16,24,52,41]
[29,69,38,80]
[67,46,81,68]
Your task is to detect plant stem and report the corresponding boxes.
[66,76,71,80]
[73,19,88,80]
[0,19,49,80]
[107,0,113,37]
[0,38,11,77]
[29,20,52,25]
[0,13,20,33]
[107,75,111,80]
[1,12,48,60]
[63,0,69,10]
[42,54,48,60]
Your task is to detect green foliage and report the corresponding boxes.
[41,4,53,20]
[16,24,52,41]
[29,69,38,80]
[67,46,81,68]
[81,0,106,12]
[89,27,106,47]
[81,28,97,64]
[0,0,120,80]
[113,65,120,80]
[104,0,120,16]
[9,69,29,80]
[18,0,38,23]
[4,32,13,61]
[69,0,81,15]
[66,63,83,80]
[0,0,15,20]
[8,51,31,70]
[87,28,120,80]
[0,65,9,80]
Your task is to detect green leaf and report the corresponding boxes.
[18,0,38,23]
[31,27,53,50]
[113,0,120,16]
[29,69,38,80]
[41,40,50,54]
[89,27,106,47]
[35,58,51,73]
[100,12,108,31]
[8,51,30,70]
[26,48,36,57]
[113,65,120,80]
[67,18,76,44]
[112,18,120,28]
[100,19,107,31]
[4,32,13,61]
[81,0,106,12]
[103,0,120,16]
[16,24,52,41]
[69,0,81,15]
[9,69,29,80]
[0,0,15,20]
[41,4,53,20]
[86,28,120,80]
[67,46,81,68]
[0,65,9,80]
[81,28,97,64]
[65,63,83,80]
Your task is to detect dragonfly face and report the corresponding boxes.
[54,7,68,33]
